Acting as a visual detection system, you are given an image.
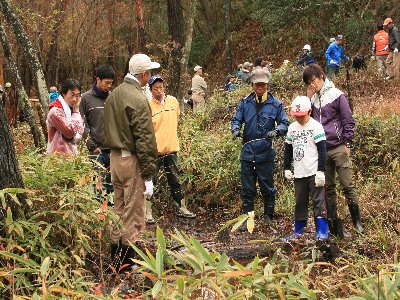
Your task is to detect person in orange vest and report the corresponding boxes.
[372,24,390,77]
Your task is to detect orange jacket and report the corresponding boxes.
[374,30,390,56]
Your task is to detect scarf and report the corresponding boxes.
[312,78,343,109]
[49,95,72,120]
[92,83,110,99]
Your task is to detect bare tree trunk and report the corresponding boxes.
[0,99,28,221]
[46,0,69,87]
[178,0,198,103]
[0,0,49,127]
[135,0,147,52]
[167,0,184,97]
[224,0,232,75]
[107,2,115,65]
[0,25,44,149]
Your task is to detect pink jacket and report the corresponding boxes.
[46,98,84,155]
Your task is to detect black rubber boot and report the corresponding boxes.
[110,243,121,273]
[328,218,344,239]
[264,214,273,226]
[348,203,363,233]
[119,244,137,273]
[263,196,274,225]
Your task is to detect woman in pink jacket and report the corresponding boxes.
[46,79,84,155]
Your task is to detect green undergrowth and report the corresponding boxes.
[0,153,118,298]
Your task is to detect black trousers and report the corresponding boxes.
[155,153,184,204]
[240,160,276,215]
[294,175,327,221]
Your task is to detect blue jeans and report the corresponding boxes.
[89,150,113,199]
[240,160,276,216]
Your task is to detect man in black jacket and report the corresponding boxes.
[80,65,115,201]
[383,18,400,81]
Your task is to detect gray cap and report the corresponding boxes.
[251,69,270,84]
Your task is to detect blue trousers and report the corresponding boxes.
[240,160,276,215]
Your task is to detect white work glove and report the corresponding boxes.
[383,45,389,51]
[143,180,154,197]
[329,60,336,65]
[394,48,399,53]
[247,211,255,234]
[284,170,294,181]
[315,171,325,187]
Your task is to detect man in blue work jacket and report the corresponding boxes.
[231,69,289,229]
[325,35,348,78]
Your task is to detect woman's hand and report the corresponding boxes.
[306,84,316,99]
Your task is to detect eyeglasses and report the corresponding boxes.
[102,79,113,86]
[69,92,81,98]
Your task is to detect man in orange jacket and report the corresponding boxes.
[373,24,390,77]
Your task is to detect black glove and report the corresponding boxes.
[267,129,279,138]
[232,130,240,140]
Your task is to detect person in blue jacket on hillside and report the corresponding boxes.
[231,69,289,230]
[325,35,349,78]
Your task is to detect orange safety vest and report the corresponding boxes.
[374,30,390,56]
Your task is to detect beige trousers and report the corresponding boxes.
[192,92,205,111]
[376,55,388,77]
[386,52,400,81]
[110,151,145,245]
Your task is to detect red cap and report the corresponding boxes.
[383,18,393,26]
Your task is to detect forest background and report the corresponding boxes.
[1,0,399,96]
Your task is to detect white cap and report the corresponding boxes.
[194,65,202,72]
[129,54,160,75]
[303,44,311,51]
[291,96,311,116]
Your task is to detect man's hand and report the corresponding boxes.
[267,129,278,138]
[143,180,154,197]
[383,45,389,51]
[315,171,325,187]
[329,60,337,65]
[284,170,294,181]
[394,48,399,53]
[93,147,102,154]
[232,130,240,140]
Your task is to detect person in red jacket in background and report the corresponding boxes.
[373,24,390,77]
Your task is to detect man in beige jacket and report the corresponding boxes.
[191,65,207,111]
